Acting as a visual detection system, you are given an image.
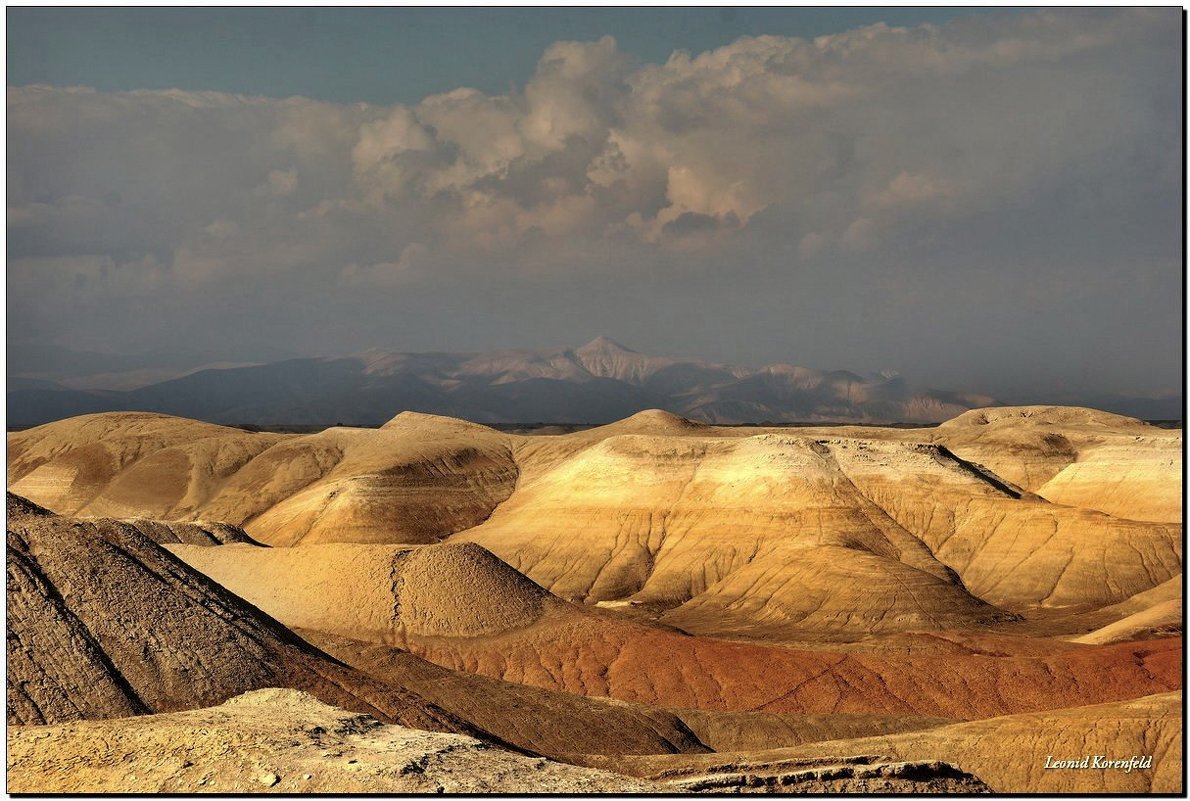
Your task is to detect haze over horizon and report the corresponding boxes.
[8,7,1183,409]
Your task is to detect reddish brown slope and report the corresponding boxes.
[170,539,1181,721]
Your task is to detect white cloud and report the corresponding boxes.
[11,9,1174,268]
[6,8,1181,388]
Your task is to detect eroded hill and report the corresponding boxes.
[9,406,1181,640]
[5,405,1182,795]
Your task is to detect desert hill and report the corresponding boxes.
[4,403,1182,795]
[5,494,481,737]
[935,405,1181,522]
[7,412,282,518]
[1068,575,1183,645]
[9,406,1181,637]
[301,631,713,759]
[7,688,997,794]
[164,537,1180,721]
[6,689,666,794]
[7,338,1000,427]
[594,692,1183,794]
[8,411,517,546]
[166,541,564,644]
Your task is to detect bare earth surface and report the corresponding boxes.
[6,689,665,794]
[6,405,1183,794]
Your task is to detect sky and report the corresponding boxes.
[9,8,999,105]
[6,7,1183,403]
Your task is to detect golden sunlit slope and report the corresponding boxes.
[167,541,564,644]
[460,432,1011,638]
[461,426,1179,626]
[820,437,1180,611]
[1068,575,1183,645]
[598,692,1183,795]
[6,689,663,795]
[8,412,518,546]
[214,412,516,546]
[7,412,282,518]
[1073,600,1182,646]
[9,406,1181,629]
[4,494,479,738]
[934,406,1181,522]
[168,539,1180,721]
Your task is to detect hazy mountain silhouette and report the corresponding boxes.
[10,338,1003,427]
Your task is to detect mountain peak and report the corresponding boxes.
[578,336,636,354]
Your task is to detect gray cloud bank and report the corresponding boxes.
[7,8,1182,405]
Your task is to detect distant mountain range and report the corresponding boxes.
[8,338,1012,427]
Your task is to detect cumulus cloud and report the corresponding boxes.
[6,8,1181,399]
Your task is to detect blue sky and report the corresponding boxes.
[9,7,998,103]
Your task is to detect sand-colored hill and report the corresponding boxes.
[596,692,1183,794]
[167,541,564,644]
[5,494,479,738]
[7,412,281,518]
[184,416,519,546]
[1067,577,1183,645]
[8,412,518,546]
[817,437,1180,611]
[6,689,665,794]
[464,433,1010,637]
[7,407,1181,639]
[934,406,1181,522]
[167,538,1180,721]
[1072,600,1182,645]
[462,429,1179,626]
[4,402,1182,796]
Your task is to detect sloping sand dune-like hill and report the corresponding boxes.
[167,541,563,644]
[595,692,1183,795]
[8,412,518,546]
[7,406,1181,629]
[1068,575,1183,645]
[461,427,1179,625]
[4,493,479,737]
[218,413,516,546]
[934,406,1181,522]
[6,689,664,794]
[464,432,1014,638]
[7,412,284,519]
[7,496,732,762]
[1072,600,1182,646]
[248,432,513,547]
[816,437,1180,611]
[168,539,1181,721]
